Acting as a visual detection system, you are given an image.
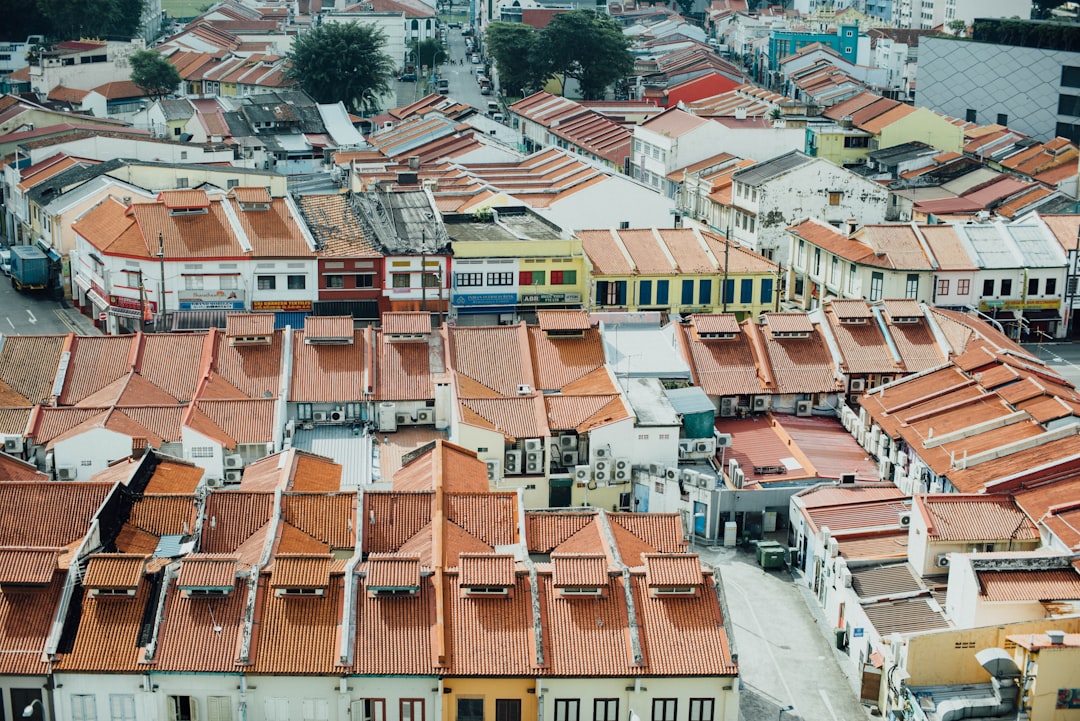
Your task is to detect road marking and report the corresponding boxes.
[5,318,13,329]
[26,310,36,324]
[818,689,840,721]
[53,309,80,335]
[726,578,798,708]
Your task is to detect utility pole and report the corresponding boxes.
[157,231,166,331]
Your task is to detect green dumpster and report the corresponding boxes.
[756,540,787,569]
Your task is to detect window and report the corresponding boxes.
[982,278,994,296]
[1029,277,1039,295]
[639,280,652,305]
[206,697,231,721]
[488,272,514,286]
[257,275,275,290]
[831,256,839,282]
[689,700,714,721]
[760,278,773,304]
[456,272,483,287]
[698,279,712,304]
[401,700,424,721]
[870,272,883,301]
[828,191,843,205]
[997,113,1009,126]
[220,275,238,290]
[191,446,214,458]
[457,699,484,721]
[520,271,545,285]
[356,274,375,288]
[185,276,204,290]
[73,695,98,721]
[355,700,385,721]
[326,275,345,289]
[288,275,306,290]
[1062,65,1080,88]
[597,280,626,306]
[966,108,977,123]
[681,279,694,305]
[169,696,195,721]
[740,278,753,304]
[957,278,970,295]
[392,273,410,288]
[814,248,822,276]
[798,239,805,266]
[723,279,735,305]
[110,694,137,721]
[656,280,669,305]
[554,701,580,721]
[937,278,949,296]
[1046,278,1057,295]
[173,127,182,136]
[905,274,919,299]
[550,270,576,285]
[1059,94,1080,117]
[652,699,676,721]
[594,700,618,721]
[843,136,870,148]
[1001,278,1012,296]
[264,699,290,721]
[849,263,856,290]
[302,699,329,721]
[421,272,440,288]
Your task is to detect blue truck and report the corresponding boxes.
[10,245,50,292]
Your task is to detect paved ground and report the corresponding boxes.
[695,542,870,721]
[1022,339,1080,387]
[0,274,100,336]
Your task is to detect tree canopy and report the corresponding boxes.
[410,38,447,72]
[129,49,181,101]
[484,22,544,97]
[286,21,396,114]
[533,10,634,100]
[30,0,146,40]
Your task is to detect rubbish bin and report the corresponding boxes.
[756,540,787,569]
[834,628,848,650]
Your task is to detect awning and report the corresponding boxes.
[109,306,143,320]
[73,275,91,292]
[171,310,229,331]
[86,289,108,310]
[35,239,61,261]
[1022,309,1061,321]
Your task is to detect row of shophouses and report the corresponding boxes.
[64,176,1080,340]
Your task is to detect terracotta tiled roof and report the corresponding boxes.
[252,574,344,674]
[138,333,207,401]
[760,322,837,393]
[271,553,332,588]
[188,398,277,447]
[366,554,421,588]
[153,577,248,672]
[291,453,344,492]
[978,569,1080,602]
[303,315,353,340]
[290,329,368,402]
[551,553,608,587]
[376,331,432,401]
[537,310,590,331]
[460,397,546,440]
[383,312,432,335]
[918,494,1039,542]
[230,186,272,204]
[393,440,490,494]
[353,571,438,674]
[83,554,146,589]
[609,513,685,555]
[836,531,909,562]
[160,189,210,209]
[527,326,608,393]
[0,548,57,584]
[690,313,740,336]
[644,553,703,587]
[0,482,112,554]
[526,512,595,554]
[363,492,433,554]
[176,554,238,588]
[0,570,63,674]
[211,328,283,399]
[443,574,534,674]
[225,313,275,337]
[0,451,48,481]
[232,197,314,257]
[200,490,275,556]
[459,553,515,586]
[59,335,135,405]
[830,299,874,320]
[762,312,815,334]
[144,458,204,493]
[281,493,355,550]
[544,394,624,432]
[450,324,535,397]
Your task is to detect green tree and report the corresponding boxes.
[674,0,695,17]
[485,22,543,97]
[533,10,634,100]
[946,19,967,36]
[36,0,145,39]
[287,21,395,114]
[129,49,181,100]
[410,38,446,71]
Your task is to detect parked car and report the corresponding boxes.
[448,21,461,28]
[399,72,417,82]
[492,113,505,123]
[471,53,481,64]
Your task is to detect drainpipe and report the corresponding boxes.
[869,305,902,365]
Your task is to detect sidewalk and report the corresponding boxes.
[54,301,102,336]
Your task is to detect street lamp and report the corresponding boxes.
[777,705,794,721]
[22,699,42,719]
[157,231,166,331]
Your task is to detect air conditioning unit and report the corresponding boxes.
[649,463,663,476]
[594,470,608,483]
[936,553,950,568]
[330,409,345,423]
[720,397,736,417]
[313,411,329,422]
[680,469,696,483]
[594,459,609,473]
[849,378,865,392]
[206,476,224,488]
[898,511,912,528]
[485,459,501,482]
[696,475,711,488]
[562,451,578,467]
[614,458,628,472]
[694,438,715,455]
[715,433,733,448]
[525,452,542,473]
[574,465,591,481]
[505,450,522,474]
[56,466,77,481]
[594,446,610,459]
[225,469,242,483]
[880,375,893,385]
[224,454,243,469]
[516,384,533,395]
[396,412,412,425]
[840,569,852,588]
[828,538,839,558]
[416,409,435,424]
[896,451,908,469]
[732,468,745,489]
[2,436,21,454]
[678,439,693,459]
[840,472,856,484]
[796,400,813,417]
[753,395,769,412]
[524,439,543,452]
[560,435,578,450]
[664,467,678,480]
[614,467,629,482]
